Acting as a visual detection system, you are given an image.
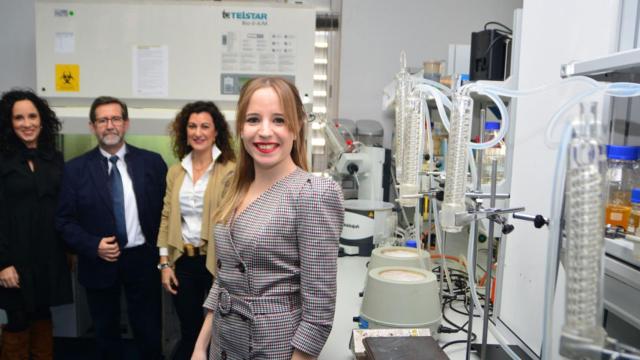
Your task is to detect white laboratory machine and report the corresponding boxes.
[334,146,387,202]
[339,200,394,256]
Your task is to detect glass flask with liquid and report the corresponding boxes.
[605,145,637,230]
[481,121,506,184]
[634,146,640,187]
[628,188,640,236]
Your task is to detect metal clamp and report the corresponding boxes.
[465,191,511,200]
[513,213,549,228]
[455,206,526,227]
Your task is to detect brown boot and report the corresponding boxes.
[29,320,53,360]
[0,328,30,360]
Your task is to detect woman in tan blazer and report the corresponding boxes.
[157,101,235,360]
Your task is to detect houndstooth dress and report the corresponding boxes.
[203,168,344,360]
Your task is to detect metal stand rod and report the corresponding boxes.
[480,159,498,360]
[512,213,538,222]
[426,177,434,248]
[466,109,486,360]
[466,201,481,360]
[466,192,510,200]
[414,197,422,245]
[440,232,446,303]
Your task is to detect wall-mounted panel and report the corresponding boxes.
[35,0,315,106]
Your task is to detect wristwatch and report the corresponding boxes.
[157,262,171,270]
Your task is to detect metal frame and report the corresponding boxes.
[491,4,524,341]
[560,48,640,82]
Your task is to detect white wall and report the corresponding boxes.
[338,0,522,148]
[0,0,37,91]
[499,0,619,355]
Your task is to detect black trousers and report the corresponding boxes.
[171,255,213,360]
[84,245,162,360]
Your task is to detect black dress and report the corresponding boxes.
[0,148,72,313]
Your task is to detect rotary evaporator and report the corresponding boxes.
[309,114,396,256]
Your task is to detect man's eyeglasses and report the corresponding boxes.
[95,116,124,126]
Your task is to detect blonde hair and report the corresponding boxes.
[215,77,308,223]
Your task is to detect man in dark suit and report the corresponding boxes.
[56,96,167,359]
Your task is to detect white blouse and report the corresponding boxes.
[159,146,220,257]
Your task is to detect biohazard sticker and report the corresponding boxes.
[55,64,79,92]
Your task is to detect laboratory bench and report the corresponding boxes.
[321,256,504,360]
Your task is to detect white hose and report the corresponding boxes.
[469,76,601,97]
[467,221,522,360]
[415,84,452,133]
[415,77,453,96]
[540,123,575,360]
[423,99,435,171]
[467,87,510,150]
[415,82,511,151]
[431,198,456,296]
[544,87,603,148]
[605,82,640,97]
[543,82,640,148]
[468,148,478,188]
[462,76,609,150]
[413,77,638,152]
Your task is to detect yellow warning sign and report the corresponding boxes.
[368,211,374,218]
[55,64,80,92]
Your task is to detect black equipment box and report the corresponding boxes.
[469,29,511,81]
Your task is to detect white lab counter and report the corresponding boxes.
[321,256,500,360]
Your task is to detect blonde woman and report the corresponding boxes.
[192,77,344,360]
[157,101,235,360]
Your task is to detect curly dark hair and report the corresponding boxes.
[0,89,62,153]
[170,101,235,164]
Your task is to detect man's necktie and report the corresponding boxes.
[109,155,128,246]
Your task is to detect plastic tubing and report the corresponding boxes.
[414,86,479,184]
[467,88,510,150]
[431,198,456,296]
[468,148,478,189]
[423,99,435,170]
[411,76,624,152]
[470,75,601,97]
[415,82,510,151]
[415,77,453,96]
[466,221,522,360]
[605,82,640,97]
[414,84,452,132]
[544,87,602,148]
[464,76,609,149]
[540,123,572,360]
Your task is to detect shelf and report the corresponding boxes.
[605,237,640,269]
[561,48,640,83]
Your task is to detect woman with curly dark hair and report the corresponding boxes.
[156,100,235,359]
[0,89,72,359]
